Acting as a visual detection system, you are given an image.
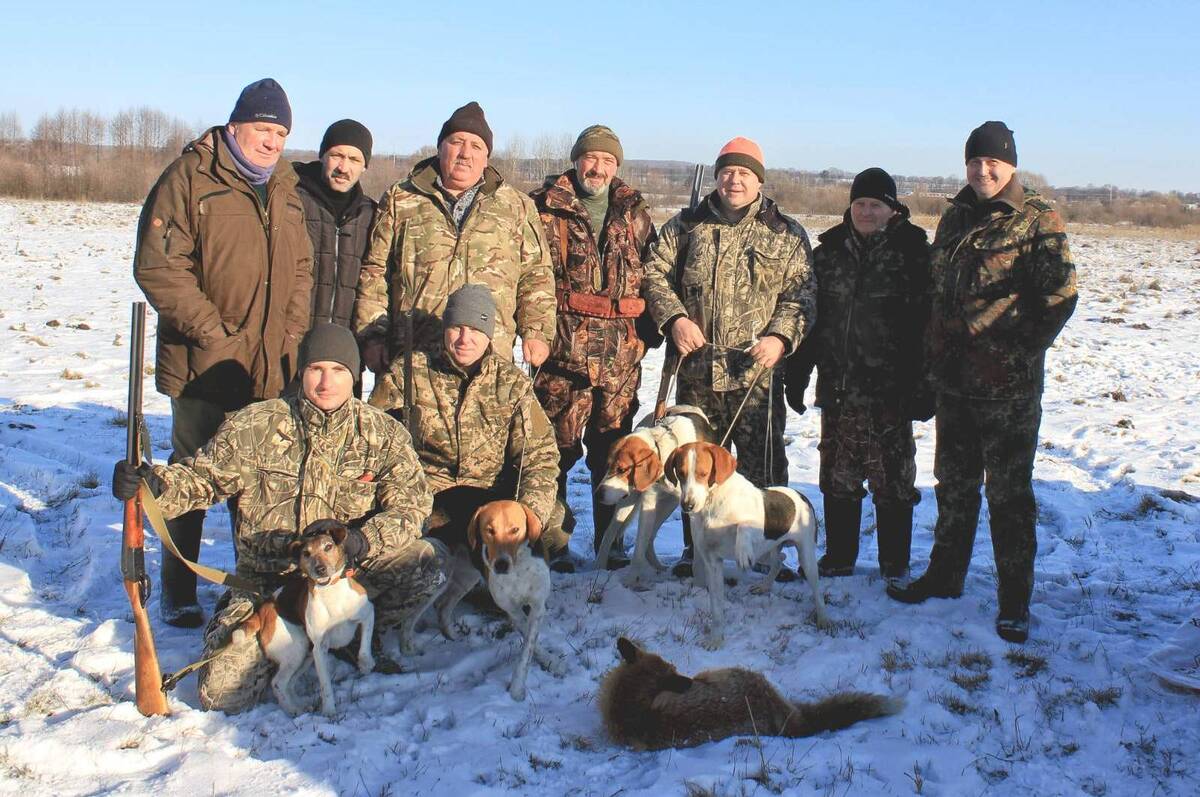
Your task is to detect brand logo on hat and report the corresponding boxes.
[254,112,279,120]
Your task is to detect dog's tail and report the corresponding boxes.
[782,692,903,737]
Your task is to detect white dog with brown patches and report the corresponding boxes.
[232,519,374,716]
[665,441,829,650]
[594,406,715,587]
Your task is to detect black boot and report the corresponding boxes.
[672,515,695,578]
[591,494,630,570]
[996,576,1032,643]
[875,502,914,585]
[160,509,204,628]
[548,545,578,574]
[886,569,964,604]
[817,496,862,577]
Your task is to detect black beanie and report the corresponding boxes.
[320,119,373,166]
[965,121,1017,166]
[443,284,497,339]
[850,167,900,208]
[299,322,361,374]
[437,102,494,154]
[228,78,292,133]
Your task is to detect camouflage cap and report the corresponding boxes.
[571,124,623,165]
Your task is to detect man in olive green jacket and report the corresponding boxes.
[133,78,314,626]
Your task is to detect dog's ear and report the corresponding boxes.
[521,502,542,544]
[632,450,661,492]
[328,524,348,545]
[617,637,640,663]
[287,537,304,559]
[663,449,681,487]
[467,506,484,550]
[661,673,694,694]
[709,444,737,486]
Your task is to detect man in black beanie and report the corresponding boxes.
[295,119,377,332]
[111,321,448,712]
[887,122,1078,646]
[354,102,555,379]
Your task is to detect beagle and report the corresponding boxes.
[594,405,715,587]
[665,441,829,650]
[232,519,374,716]
[416,489,552,701]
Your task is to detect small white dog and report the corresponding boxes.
[232,520,374,716]
[665,441,828,650]
[594,405,715,586]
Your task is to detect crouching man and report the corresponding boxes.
[112,323,444,713]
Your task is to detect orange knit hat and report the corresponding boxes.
[715,137,765,182]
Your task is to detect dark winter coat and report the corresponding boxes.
[134,127,314,409]
[786,208,931,415]
[294,160,377,329]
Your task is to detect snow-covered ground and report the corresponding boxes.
[1,198,1198,796]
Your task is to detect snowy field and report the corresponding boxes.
[1,197,1198,796]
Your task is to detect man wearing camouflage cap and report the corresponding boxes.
[529,125,658,572]
[888,122,1077,644]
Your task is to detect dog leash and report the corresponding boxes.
[719,363,770,448]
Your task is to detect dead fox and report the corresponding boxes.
[599,637,902,750]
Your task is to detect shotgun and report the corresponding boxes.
[121,301,169,716]
[653,163,705,421]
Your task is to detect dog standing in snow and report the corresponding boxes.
[231,519,374,716]
[665,441,828,649]
[599,637,901,749]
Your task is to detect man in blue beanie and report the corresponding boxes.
[132,77,314,627]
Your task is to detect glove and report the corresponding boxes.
[784,381,807,415]
[111,460,155,501]
[342,526,371,565]
[908,389,936,423]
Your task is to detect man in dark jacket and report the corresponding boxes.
[528,125,657,572]
[887,122,1078,645]
[785,168,931,587]
[133,78,314,627]
[295,119,377,332]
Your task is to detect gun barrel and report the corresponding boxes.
[126,302,145,465]
[689,164,704,209]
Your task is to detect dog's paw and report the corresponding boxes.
[358,655,375,675]
[813,611,832,629]
[534,648,568,677]
[701,633,725,651]
[399,633,423,657]
[508,681,527,702]
[749,581,774,596]
[620,571,654,592]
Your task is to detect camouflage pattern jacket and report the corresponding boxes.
[529,171,656,386]
[787,208,931,410]
[928,180,1077,399]
[354,157,555,361]
[642,193,816,391]
[152,395,433,576]
[367,347,559,525]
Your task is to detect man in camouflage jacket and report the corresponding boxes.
[112,324,442,714]
[369,285,561,548]
[643,138,815,573]
[888,123,1077,645]
[785,168,931,585]
[354,102,555,371]
[528,126,657,571]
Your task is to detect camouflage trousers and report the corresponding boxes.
[818,398,919,506]
[678,369,788,488]
[927,392,1042,614]
[197,537,447,714]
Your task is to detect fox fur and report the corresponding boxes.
[599,637,902,750]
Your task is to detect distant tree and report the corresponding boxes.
[0,111,20,145]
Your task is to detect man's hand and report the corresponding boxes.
[362,338,390,374]
[747,335,785,369]
[342,526,371,565]
[112,460,156,501]
[669,316,707,356]
[522,338,549,367]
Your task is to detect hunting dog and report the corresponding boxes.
[599,637,901,750]
[231,519,373,717]
[594,405,716,587]
[665,441,828,650]
[413,486,553,701]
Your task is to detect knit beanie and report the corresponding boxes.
[443,284,497,339]
[714,137,765,182]
[850,167,900,208]
[965,121,1017,166]
[570,124,623,165]
[228,78,292,133]
[320,119,373,166]
[299,322,361,374]
[437,102,493,154]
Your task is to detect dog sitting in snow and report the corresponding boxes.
[410,486,553,701]
[594,405,716,586]
[231,519,373,716]
[665,441,828,650]
[599,637,901,750]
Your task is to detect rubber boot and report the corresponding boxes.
[875,502,914,585]
[817,496,862,577]
[160,509,204,628]
[591,495,630,570]
[671,515,695,578]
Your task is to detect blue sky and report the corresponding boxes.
[3,0,1196,192]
